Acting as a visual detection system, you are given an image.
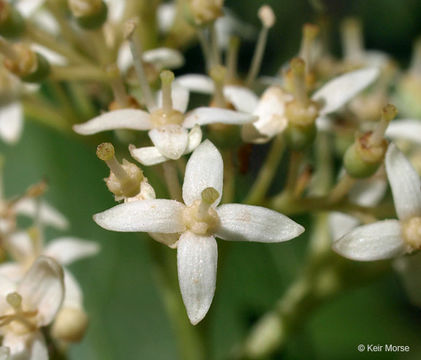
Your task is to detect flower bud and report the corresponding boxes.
[51,307,89,343]
[343,132,387,178]
[0,2,25,38]
[68,0,108,30]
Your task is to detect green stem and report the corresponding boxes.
[50,66,107,82]
[222,149,235,203]
[162,161,182,201]
[245,135,285,205]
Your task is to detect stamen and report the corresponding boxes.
[298,23,319,73]
[369,104,397,146]
[226,36,240,83]
[124,18,156,111]
[341,17,363,62]
[106,64,129,108]
[246,5,275,86]
[160,70,174,113]
[210,65,227,108]
[290,57,308,105]
[410,37,421,76]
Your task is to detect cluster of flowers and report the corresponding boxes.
[1,0,421,358]
[0,178,98,359]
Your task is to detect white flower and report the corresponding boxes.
[93,140,304,324]
[333,143,421,260]
[243,67,380,143]
[0,256,64,360]
[74,73,257,165]
[385,119,421,145]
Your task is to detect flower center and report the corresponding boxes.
[402,217,421,251]
[0,292,38,335]
[182,187,220,236]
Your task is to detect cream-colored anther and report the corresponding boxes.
[182,187,220,236]
[210,65,227,108]
[402,217,421,251]
[369,104,397,147]
[97,143,143,198]
[160,70,175,113]
[258,5,275,28]
[189,0,224,25]
[6,292,22,310]
[68,0,102,17]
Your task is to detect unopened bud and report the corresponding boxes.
[51,307,89,343]
[258,5,275,28]
[69,0,108,30]
[0,2,25,38]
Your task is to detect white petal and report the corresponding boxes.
[349,177,387,207]
[185,125,202,154]
[0,263,25,282]
[117,42,132,72]
[252,86,291,138]
[43,238,99,265]
[16,0,44,17]
[148,232,179,248]
[386,119,421,145]
[94,199,186,233]
[32,9,60,35]
[223,86,258,113]
[62,270,83,308]
[157,3,176,33]
[183,107,256,128]
[104,0,125,22]
[385,143,421,220]
[216,204,304,243]
[332,220,405,261]
[312,68,380,116]
[0,347,10,360]
[14,199,69,230]
[73,109,152,135]
[175,74,214,94]
[364,50,390,68]
[5,231,34,263]
[177,231,217,325]
[182,140,223,206]
[143,48,184,69]
[394,252,421,307]
[0,102,23,144]
[156,84,190,113]
[149,125,189,160]
[3,332,47,360]
[329,212,360,241]
[18,256,64,326]
[129,145,167,166]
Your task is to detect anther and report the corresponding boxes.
[201,187,219,204]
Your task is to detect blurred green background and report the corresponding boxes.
[2,0,421,359]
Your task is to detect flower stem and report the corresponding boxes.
[245,135,285,205]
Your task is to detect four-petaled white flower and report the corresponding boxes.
[243,67,380,143]
[333,143,421,260]
[93,140,304,324]
[73,73,256,166]
[0,256,64,360]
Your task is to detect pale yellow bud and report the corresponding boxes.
[51,307,89,343]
